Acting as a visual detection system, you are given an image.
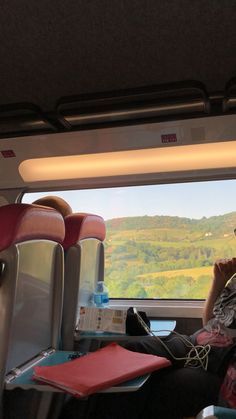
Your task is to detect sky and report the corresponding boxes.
[23,179,236,221]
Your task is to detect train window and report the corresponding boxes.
[23,179,236,300]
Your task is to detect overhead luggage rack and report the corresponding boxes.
[0,103,57,139]
[0,81,231,140]
[56,81,211,130]
[223,78,236,113]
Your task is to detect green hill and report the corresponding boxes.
[104,213,236,300]
[106,212,236,236]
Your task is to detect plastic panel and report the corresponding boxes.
[5,241,63,373]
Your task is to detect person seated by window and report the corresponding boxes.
[32,195,72,218]
[59,257,236,419]
[126,258,236,371]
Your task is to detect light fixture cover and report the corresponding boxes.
[19,141,236,182]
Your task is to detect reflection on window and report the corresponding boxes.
[23,180,236,300]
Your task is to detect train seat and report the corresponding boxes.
[61,212,106,350]
[0,203,65,412]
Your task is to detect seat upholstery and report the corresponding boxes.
[0,203,65,251]
[0,203,65,413]
[61,213,106,350]
[63,213,105,250]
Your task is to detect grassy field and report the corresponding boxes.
[138,266,212,280]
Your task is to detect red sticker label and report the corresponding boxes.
[1,150,16,158]
[161,134,177,143]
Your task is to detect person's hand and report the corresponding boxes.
[213,258,236,291]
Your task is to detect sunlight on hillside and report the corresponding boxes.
[105,214,236,299]
[23,179,236,300]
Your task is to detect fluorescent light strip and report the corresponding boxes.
[19,141,236,182]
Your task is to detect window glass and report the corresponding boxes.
[23,180,236,300]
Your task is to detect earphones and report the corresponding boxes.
[133,308,211,370]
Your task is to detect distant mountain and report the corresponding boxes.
[106,212,236,237]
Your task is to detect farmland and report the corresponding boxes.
[104,212,236,299]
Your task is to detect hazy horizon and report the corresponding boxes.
[104,210,236,222]
[23,179,236,221]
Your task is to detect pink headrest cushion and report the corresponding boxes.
[63,213,106,250]
[0,203,65,252]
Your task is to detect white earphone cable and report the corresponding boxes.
[133,308,211,370]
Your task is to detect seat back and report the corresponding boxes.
[0,204,65,400]
[61,213,106,350]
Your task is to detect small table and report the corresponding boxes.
[6,350,150,394]
[75,319,176,352]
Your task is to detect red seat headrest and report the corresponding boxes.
[63,213,106,250]
[0,203,65,252]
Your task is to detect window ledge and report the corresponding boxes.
[109,299,204,319]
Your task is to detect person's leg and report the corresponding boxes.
[58,376,153,419]
[144,367,222,419]
[59,366,221,419]
[125,333,193,366]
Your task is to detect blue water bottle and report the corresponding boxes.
[94,281,109,307]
